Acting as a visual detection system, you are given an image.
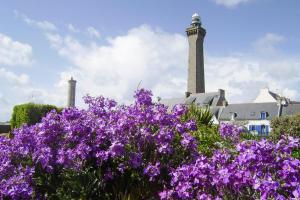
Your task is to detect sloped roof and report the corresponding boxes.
[219,103,278,120]
[219,102,300,121]
[159,97,186,108]
[188,92,219,106]
[161,91,225,108]
[268,90,281,101]
[160,91,226,119]
[282,103,300,116]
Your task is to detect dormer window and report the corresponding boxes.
[231,112,238,121]
[260,112,267,119]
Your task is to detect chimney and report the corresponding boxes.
[217,89,228,106]
[277,98,287,117]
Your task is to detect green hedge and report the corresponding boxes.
[270,114,300,141]
[10,103,60,129]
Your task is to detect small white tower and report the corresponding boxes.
[67,77,76,107]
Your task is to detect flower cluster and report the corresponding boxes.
[160,136,300,200]
[219,122,244,142]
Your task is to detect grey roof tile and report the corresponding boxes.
[219,102,300,120]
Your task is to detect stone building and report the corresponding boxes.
[161,13,228,121]
[161,13,300,135]
[161,13,227,112]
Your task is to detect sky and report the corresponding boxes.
[0,0,300,121]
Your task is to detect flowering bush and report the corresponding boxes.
[0,89,198,199]
[160,136,300,200]
[0,88,299,199]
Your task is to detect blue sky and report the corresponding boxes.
[1,0,300,121]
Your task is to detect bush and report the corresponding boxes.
[0,89,299,199]
[182,104,213,127]
[181,104,224,156]
[161,136,300,200]
[10,103,59,129]
[270,114,300,141]
[1,89,198,199]
[182,105,240,156]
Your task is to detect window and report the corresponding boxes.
[231,112,237,121]
[249,125,269,135]
[261,125,266,134]
[249,125,255,131]
[251,125,269,135]
[260,112,267,119]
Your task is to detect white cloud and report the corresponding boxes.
[67,24,80,33]
[0,33,33,66]
[86,26,100,38]
[67,24,100,39]
[205,54,300,102]
[45,26,300,109]
[0,67,67,121]
[46,25,187,105]
[0,68,31,121]
[14,10,57,31]
[253,33,285,54]
[0,68,29,85]
[212,0,254,8]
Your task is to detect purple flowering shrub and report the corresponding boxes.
[0,89,199,199]
[160,136,300,200]
[0,88,299,199]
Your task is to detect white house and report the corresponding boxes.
[218,89,300,135]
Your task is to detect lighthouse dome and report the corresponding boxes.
[192,13,201,24]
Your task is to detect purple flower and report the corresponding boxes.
[129,152,142,169]
[293,187,300,198]
[172,104,187,117]
[109,141,125,158]
[144,162,160,181]
[219,122,243,142]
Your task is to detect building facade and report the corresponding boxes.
[219,89,300,135]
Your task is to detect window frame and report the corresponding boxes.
[260,112,267,119]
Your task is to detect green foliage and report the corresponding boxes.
[182,104,231,156]
[33,158,163,200]
[10,103,59,129]
[270,114,300,141]
[182,104,214,127]
[292,148,300,159]
[239,131,263,141]
[192,125,224,156]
